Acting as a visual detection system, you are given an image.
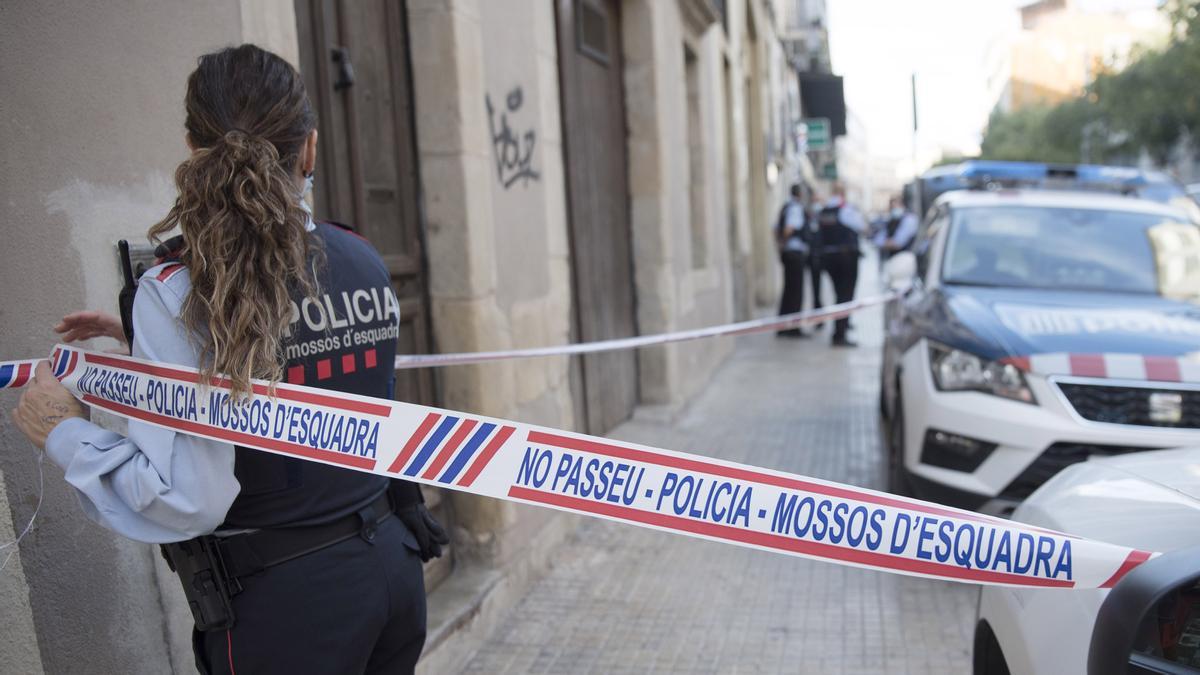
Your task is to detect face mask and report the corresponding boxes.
[299,174,315,231]
[890,207,904,219]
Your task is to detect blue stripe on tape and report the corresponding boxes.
[439,422,497,484]
[404,415,459,477]
[0,364,12,388]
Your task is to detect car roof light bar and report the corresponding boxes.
[925,161,1151,196]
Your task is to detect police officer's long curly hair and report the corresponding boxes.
[149,45,319,397]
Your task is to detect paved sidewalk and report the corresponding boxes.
[457,293,978,673]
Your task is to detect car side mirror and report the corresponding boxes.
[883,251,918,292]
[1088,545,1200,675]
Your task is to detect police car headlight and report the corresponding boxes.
[928,343,1035,404]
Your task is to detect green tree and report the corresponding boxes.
[981,0,1200,166]
[1091,42,1193,163]
[980,101,1095,164]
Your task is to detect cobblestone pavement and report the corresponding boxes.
[458,282,979,674]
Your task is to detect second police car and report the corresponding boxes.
[879,173,1200,515]
[972,446,1200,674]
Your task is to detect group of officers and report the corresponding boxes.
[773,182,917,347]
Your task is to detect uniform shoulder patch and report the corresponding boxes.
[155,263,185,283]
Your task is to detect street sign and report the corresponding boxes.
[821,161,838,180]
[803,118,831,151]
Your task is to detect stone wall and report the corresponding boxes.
[624,0,790,409]
[406,1,582,668]
[407,0,574,569]
[0,2,297,672]
[0,1,805,670]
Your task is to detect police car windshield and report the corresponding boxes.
[942,206,1200,298]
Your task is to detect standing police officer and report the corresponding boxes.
[873,195,918,261]
[813,183,866,347]
[12,45,444,674]
[774,184,812,338]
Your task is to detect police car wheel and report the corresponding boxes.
[972,620,1012,675]
[886,390,911,497]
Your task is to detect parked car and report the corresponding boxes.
[973,447,1200,675]
[879,188,1200,514]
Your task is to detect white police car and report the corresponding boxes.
[880,188,1200,515]
[918,160,1200,224]
[973,447,1200,674]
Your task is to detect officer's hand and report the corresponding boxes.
[56,311,128,351]
[396,503,450,563]
[11,362,85,449]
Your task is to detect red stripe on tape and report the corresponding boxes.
[12,363,32,388]
[1143,356,1182,383]
[1098,549,1153,589]
[388,412,441,474]
[82,394,376,471]
[460,425,516,487]
[423,419,478,480]
[509,486,1075,588]
[1069,354,1106,379]
[82,352,391,417]
[527,430,1062,535]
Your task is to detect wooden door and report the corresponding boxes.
[295,0,451,590]
[556,0,639,434]
[295,0,433,407]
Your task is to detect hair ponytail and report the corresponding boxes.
[149,45,319,397]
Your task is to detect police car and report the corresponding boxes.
[879,187,1200,515]
[918,160,1200,224]
[974,447,1200,674]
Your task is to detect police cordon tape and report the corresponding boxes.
[0,296,887,385]
[0,359,40,390]
[391,294,895,369]
[6,343,1156,589]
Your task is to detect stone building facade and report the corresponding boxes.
[0,1,806,671]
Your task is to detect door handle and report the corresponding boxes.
[332,47,355,91]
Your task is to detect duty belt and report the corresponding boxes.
[158,491,393,632]
[216,491,394,579]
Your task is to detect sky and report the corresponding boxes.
[826,0,1020,169]
[825,0,1164,175]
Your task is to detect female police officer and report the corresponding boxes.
[11,44,440,674]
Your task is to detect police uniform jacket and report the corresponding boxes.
[44,216,401,542]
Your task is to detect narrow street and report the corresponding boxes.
[457,267,978,674]
[8,3,1199,672]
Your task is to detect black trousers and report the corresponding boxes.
[777,250,808,331]
[195,515,426,675]
[822,252,859,339]
[809,257,824,311]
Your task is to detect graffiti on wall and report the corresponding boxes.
[486,86,540,189]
